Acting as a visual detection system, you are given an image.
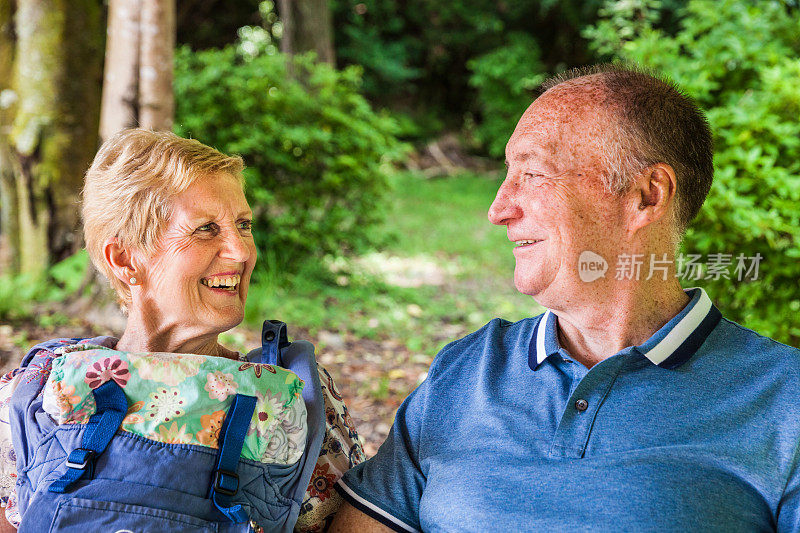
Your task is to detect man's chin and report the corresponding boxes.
[513,272,544,298]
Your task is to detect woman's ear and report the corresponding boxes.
[103,238,140,286]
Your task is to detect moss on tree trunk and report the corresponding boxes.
[4,0,102,277]
[0,0,19,273]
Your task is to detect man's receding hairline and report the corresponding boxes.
[530,73,621,131]
[539,63,668,94]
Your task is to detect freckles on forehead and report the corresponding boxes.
[510,87,611,173]
[506,111,574,174]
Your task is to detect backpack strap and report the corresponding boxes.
[19,336,118,368]
[209,393,257,523]
[48,380,127,493]
[260,320,290,365]
[259,321,326,510]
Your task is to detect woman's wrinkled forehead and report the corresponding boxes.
[168,173,251,222]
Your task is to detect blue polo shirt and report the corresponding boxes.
[337,288,800,532]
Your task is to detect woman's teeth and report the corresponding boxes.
[201,274,241,289]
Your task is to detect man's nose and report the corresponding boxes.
[488,179,522,226]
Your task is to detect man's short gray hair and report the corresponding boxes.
[540,64,714,234]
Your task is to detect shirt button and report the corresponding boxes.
[575,399,589,411]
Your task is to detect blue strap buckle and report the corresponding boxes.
[49,381,127,494]
[65,448,96,470]
[213,470,239,497]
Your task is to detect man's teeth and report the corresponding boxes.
[201,274,241,288]
[515,240,541,246]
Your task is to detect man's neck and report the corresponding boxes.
[550,278,690,369]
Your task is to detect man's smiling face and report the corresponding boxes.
[487,87,630,303]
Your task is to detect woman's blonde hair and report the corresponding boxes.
[82,128,244,309]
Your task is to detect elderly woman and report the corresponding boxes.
[0,129,364,532]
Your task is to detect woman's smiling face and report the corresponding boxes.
[131,172,257,337]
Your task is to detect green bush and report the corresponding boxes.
[467,33,546,157]
[174,46,403,272]
[585,0,800,345]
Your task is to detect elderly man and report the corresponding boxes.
[330,66,800,532]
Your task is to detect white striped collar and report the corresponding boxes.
[529,288,722,370]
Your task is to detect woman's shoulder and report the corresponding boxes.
[23,336,118,360]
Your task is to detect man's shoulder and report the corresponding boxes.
[705,318,800,393]
[439,314,542,353]
[428,314,543,376]
[718,318,800,361]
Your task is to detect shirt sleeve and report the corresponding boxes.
[335,371,432,532]
[0,368,24,527]
[294,365,366,533]
[777,448,800,532]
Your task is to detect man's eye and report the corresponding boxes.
[196,223,217,233]
[237,220,253,231]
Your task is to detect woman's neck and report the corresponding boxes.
[116,314,237,359]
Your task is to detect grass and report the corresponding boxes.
[244,171,541,354]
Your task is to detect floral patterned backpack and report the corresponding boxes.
[8,320,325,532]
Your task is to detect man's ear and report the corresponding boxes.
[628,163,677,234]
[102,238,141,285]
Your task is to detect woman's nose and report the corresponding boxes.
[221,230,251,262]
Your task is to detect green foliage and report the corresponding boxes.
[585,0,800,344]
[173,45,404,271]
[330,0,609,137]
[0,250,89,322]
[467,33,546,157]
[332,0,504,101]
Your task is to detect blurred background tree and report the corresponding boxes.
[100,0,176,141]
[0,0,103,278]
[276,0,335,63]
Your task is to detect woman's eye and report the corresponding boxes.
[196,223,218,233]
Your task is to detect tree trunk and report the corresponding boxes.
[100,0,175,140]
[138,0,174,131]
[99,0,141,142]
[277,0,293,56]
[3,0,103,277]
[0,0,18,274]
[279,0,335,65]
